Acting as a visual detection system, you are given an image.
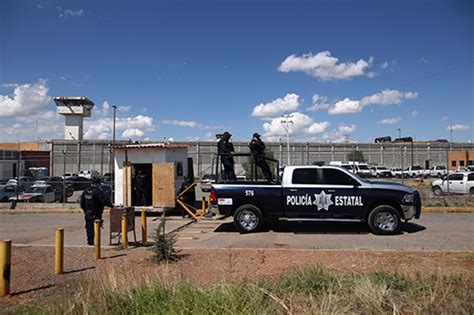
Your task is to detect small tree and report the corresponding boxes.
[346,150,366,162]
[242,147,276,179]
[151,215,179,263]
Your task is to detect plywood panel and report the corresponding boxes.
[152,163,176,208]
[123,162,132,207]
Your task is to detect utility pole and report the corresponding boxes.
[449,125,453,143]
[398,128,404,184]
[281,115,293,166]
[62,150,67,204]
[112,105,117,202]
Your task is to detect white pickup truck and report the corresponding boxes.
[429,166,448,178]
[405,166,424,177]
[431,172,474,195]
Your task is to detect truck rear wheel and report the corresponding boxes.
[234,205,263,233]
[368,205,401,235]
[433,186,443,196]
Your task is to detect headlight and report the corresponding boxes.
[402,193,414,204]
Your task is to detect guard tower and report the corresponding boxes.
[54,96,94,141]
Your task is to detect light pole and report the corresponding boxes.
[62,150,67,204]
[449,125,453,143]
[397,128,404,184]
[112,105,117,202]
[281,115,293,166]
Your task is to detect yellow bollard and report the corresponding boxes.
[202,197,206,211]
[121,214,128,248]
[0,240,11,297]
[94,220,101,260]
[55,229,64,275]
[141,211,147,245]
[208,195,211,205]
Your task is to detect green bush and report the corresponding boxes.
[151,217,179,263]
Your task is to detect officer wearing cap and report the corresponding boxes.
[249,132,273,182]
[80,177,113,246]
[217,131,236,180]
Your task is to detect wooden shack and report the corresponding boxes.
[114,143,189,208]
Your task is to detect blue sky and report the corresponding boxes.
[0,0,472,143]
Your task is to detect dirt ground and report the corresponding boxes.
[1,245,473,311]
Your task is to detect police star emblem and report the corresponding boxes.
[313,190,334,211]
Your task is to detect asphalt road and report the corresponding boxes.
[1,213,473,251]
[175,213,474,251]
[0,213,192,247]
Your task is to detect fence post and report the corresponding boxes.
[141,211,147,245]
[121,214,128,248]
[0,240,11,297]
[94,220,101,260]
[55,229,64,275]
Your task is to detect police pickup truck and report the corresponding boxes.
[211,165,421,235]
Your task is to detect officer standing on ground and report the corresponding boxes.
[249,132,273,182]
[217,131,237,180]
[135,169,148,206]
[80,178,113,246]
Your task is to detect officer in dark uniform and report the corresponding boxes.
[249,132,273,182]
[135,169,148,206]
[80,178,113,245]
[217,131,236,180]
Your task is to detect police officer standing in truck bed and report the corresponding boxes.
[249,132,273,182]
[80,177,113,245]
[218,131,237,181]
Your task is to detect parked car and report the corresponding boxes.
[6,176,35,191]
[34,176,65,189]
[429,166,448,178]
[431,172,474,195]
[98,183,114,203]
[79,169,100,179]
[62,173,78,180]
[66,176,92,190]
[201,174,216,192]
[10,184,57,203]
[329,161,357,174]
[370,166,392,178]
[101,172,113,182]
[405,166,424,178]
[0,185,18,202]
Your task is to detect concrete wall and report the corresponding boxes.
[41,140,474,178]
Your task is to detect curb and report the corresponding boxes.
[422,207,474,213]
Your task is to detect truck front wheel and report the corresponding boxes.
[234,205,263,233]
[368,205,401,235]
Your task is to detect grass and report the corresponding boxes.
[7,265,473,314]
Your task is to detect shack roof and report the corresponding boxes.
[113,143,188,150]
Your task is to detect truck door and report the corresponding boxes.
[320,168,365,219]
[446,173,464,193]
[283,168,323,218]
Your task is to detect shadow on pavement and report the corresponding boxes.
[11,284,55,296]
[63,266,96,275]
[214,221,426,235]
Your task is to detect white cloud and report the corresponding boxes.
[262,112,329,140]
[328,98,363,115]
[328,89,418,115]
[0,110,63,141]
[122,128,144,138]
[251,93,301,117]
[118,105,131,112]
[441,116,448,122]
[84,115,155,140]
[449,124,471,131]
[418,57,430,64]
[411,110,418,117]
[94,101,110,116]
[278,51,374,81]
[0,79,51,118]
[360,90,417,106]
[162,120,198,128]
[377,117,402,125]
[307,121,331,134]
[320,124,358,143]
[379,59,397,69]
[59,8,85,18]
[307,93,331,112]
